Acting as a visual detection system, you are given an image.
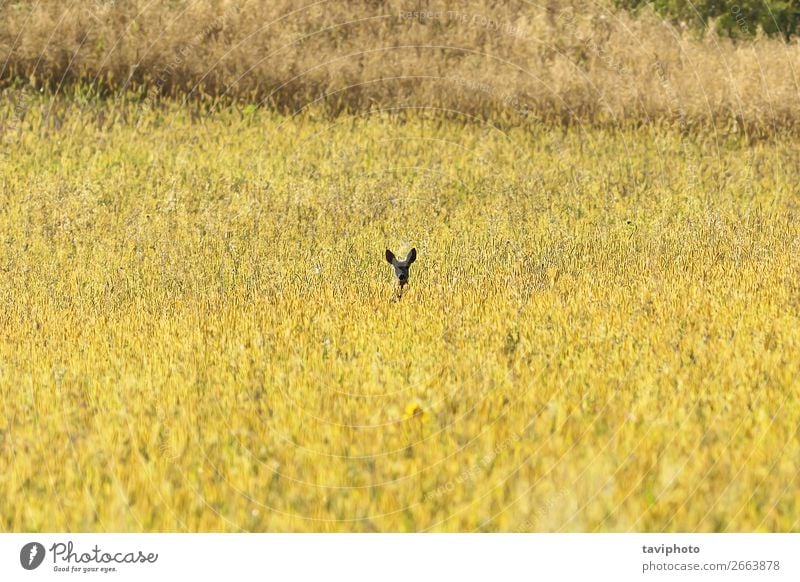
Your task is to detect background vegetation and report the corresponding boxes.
[616,0,800,40]
[1,1,799,132]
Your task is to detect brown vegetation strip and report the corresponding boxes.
[1,1,799,131]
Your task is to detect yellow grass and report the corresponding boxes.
[1,99,798,531]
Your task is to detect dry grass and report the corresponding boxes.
[0,0,799,131]
[1,99,799,531]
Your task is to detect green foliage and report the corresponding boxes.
[617,0,800,39]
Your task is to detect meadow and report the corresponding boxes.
[1,97,798,531]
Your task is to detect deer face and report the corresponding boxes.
[385,248,417,286]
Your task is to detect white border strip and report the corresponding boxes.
[2,534,798,581]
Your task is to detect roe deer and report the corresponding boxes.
[385,248,417,295]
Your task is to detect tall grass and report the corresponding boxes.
[1,99,798,531]
[1,0,799,131]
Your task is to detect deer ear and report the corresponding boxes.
[385,249,396,264]
[406,248,417,264]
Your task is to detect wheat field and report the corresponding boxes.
[1,96,798,531]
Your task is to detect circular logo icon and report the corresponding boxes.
[20,542,46,570]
